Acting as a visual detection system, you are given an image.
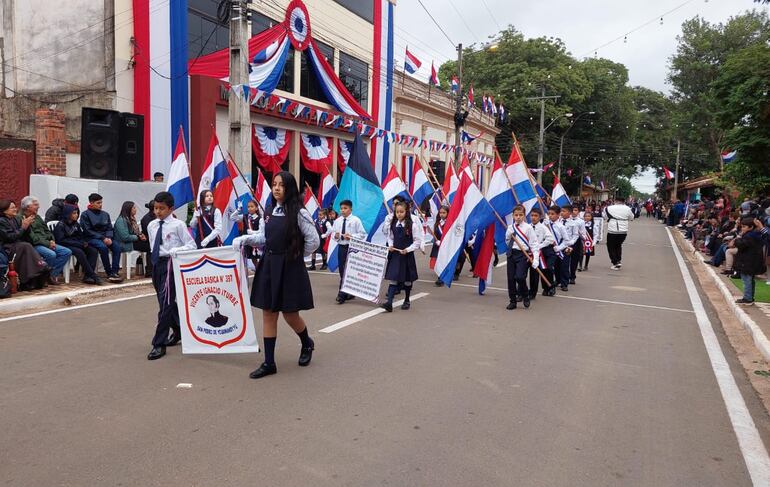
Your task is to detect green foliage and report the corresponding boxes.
[615,178,634,200]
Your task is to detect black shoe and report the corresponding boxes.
[308,265,316,271]
[523,297,530,309]
[336,295,345,304]
[345,294,355,301]
[569,278,576,285]
[434,279,444,287]
[381,302,393,312]
[83,276,100,285]
[730,273,740,279]
[401,301,411,310]
[108,274,124,283]
[529,293,536,301]
[560,286,569,292]
[736,298,754,305]
[506,301,517,310]
[577,267,583,272]
[320,265,328,270]
[249,362,277,379]
[166,333,181,347]
[542,289,550,297]
[147,346,166,360]
[298,339,314,366]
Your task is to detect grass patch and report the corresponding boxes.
[730,276,770,303]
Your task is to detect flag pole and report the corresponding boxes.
[304,181,323,210]
[510,133,549,211]
[181,125,206,243]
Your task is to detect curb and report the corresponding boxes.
[676,231,770,362]
[0,279,152,315]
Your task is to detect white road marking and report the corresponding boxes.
[667,227,770,485]
[416,279,693,313]
[496,260,508,268]
[319,293,430,333]
[0,293,157,323]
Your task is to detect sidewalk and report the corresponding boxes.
[673,228,770,361]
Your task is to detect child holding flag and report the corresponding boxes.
[505,205,540,310]
[381,201,423,312]
[528,208,555,300]
[190,190,223,249]
[430,205,449,287]
[547,205,571,294]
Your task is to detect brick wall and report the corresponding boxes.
[35,108,67,176]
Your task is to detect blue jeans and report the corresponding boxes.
[35,244,72,277]
[88,239,122,275]
[741,274,755,302]
[711,243,728,266]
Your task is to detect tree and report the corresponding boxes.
[712,43,770,195]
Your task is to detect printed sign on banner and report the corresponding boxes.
[172,247,258,354]
[340,238,389,303]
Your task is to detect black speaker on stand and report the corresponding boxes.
[80,108,120,180]
[118,112,144,182]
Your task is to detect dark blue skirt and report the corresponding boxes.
[385,251,418,283]
[251,252,314,312]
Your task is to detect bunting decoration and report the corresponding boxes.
[338,139,353,174]
[299,133,333,173]
[252,125,291,174]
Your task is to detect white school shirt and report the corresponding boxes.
[190,206,223,246]
[547,219,571,253]
[147,214,197,258]
[567,216,589,241]
[559,217,579,247]
[382,219,423,253]
[532,221,555,250]
[331,214,367,245]
[505,221,540,263]
[238,205,319,257]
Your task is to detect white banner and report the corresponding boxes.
[172,247,258,354]
[340,238,389,303]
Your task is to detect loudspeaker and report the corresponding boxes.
[429,159,446,186]
[80,108,120,180]
[118,112,144,182]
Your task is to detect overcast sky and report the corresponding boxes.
[393,0,767,193]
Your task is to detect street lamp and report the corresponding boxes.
[536,112,572,184]
[557,111,596,178]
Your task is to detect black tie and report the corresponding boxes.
[341,218,347,238]
[151,220,164,265]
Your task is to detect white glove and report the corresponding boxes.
[246,229,256,235]
[200,237,210,247]
[232,236,245,251]
[192,209,201,218]
[170,247,180,259]
[435,239,441,246]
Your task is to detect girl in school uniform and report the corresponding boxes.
[190,190,222,249]
[581,211,595,271]
[230,199,261,270]
[233,171,320,379]
[381,201,423,312]
[430,205,449,287]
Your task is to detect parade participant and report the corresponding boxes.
[80,193,123,282]
[146,191,197,360]
[53,205,102,285]
[527,208,554,300]
[230,199,262,270]
[331,199,366,304]
[233,171,320,379]
[309,208,331,271]
[0,199,49,290]
[591,204,604,245]
[381,201,423,312]
[603,196,635,270]
[190,190,222,249]
[548,205,572,292]
[430,205,449,287]
[505,205,539,310]
[557,205,578,290]
[565,205,588,284]
[581,212,595,271]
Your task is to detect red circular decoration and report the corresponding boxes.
[285,0,312,51]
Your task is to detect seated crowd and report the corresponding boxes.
[676,195,770,305]
[0,193,155,297]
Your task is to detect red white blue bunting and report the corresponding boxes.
[337,139,353,174]
[252,125,291,174]
[299,133,333,173]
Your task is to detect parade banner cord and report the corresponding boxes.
[173,247,258,354]
[340,238,389,303]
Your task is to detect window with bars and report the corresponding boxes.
[339,52,368,110]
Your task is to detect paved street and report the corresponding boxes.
[2,218,770,486]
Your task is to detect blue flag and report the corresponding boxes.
[334,131,387,235]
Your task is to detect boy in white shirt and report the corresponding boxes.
[505,205,540,310]
[331,200,367,303]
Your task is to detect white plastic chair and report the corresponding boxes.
[46,220,73,283]
[121,250,146,280]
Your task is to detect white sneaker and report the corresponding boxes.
[611,265,620,270]
[617,262,622,268]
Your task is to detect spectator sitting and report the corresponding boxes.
[44,193,79,223]
[54,205,102,285]
[115,201,149,255]
[80,193,123,283]
[18,196,72,285]
[0,199,50,290]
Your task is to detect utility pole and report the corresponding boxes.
[672,138,681,202]
[526,88,560,185]
[229,0,251,181]
[453,43,463,170]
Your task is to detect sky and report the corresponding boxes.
[393,0,767,193]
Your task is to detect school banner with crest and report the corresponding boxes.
[172,247,258,354]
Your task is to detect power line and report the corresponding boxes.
[446,0,482,44]
[479,0,503,32]
[415,0,455,47]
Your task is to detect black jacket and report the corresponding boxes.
[80,208,114,240]
[44,199,65,223]
[734,231,767,276]
[0,215,29,245]
[54,206,89,250]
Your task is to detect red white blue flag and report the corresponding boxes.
[429,61,439,87]
[451,76,459,93]
[404,47,422,74]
